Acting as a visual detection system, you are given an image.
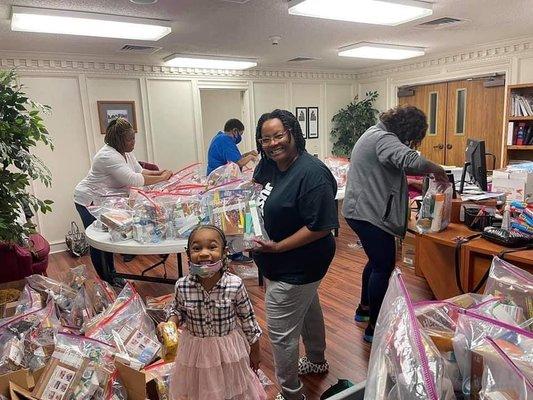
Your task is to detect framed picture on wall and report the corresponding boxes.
[308,106,319,139]
[97,101,137,134]
[295,107,308,138]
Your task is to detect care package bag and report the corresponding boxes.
[365,269,456,400]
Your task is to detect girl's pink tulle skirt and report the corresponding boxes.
[169,329,267,400]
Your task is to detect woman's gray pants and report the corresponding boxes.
[265,279,327,400]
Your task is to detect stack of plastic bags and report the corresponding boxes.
[365,256,532,400]
[88,162,269,252]
[0,270,182,399]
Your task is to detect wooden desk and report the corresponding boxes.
[411,222,533,299]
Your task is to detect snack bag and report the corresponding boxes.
[26,274,79,328]
[33,332,117,400]
[104,370,128,400]
[144,360,175,400]
[83,282,136,334]
[476,337,533,400]
[484,257,533,323]
[324,157,350,188]
[86,291,160,367]
[145,294,174,324]
[0,301,60,374]
[453,309,533,399]
[417,178,453,233]
[365,269,455,400]
[206,162,242,188]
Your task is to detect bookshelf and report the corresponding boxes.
[503,83,533,165]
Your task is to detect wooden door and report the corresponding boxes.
[399,83,447,164]
[445,79,505,169]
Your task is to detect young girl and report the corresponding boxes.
[160,225,267,400]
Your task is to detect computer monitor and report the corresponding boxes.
[459,139,488,192]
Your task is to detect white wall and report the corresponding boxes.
[200,89,244,156]
[4,55,356,252]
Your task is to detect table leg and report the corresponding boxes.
[177,253,183,278]
[334,200,339,237]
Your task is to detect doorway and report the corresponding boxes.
[398,77,505,168]
[200,89,246,157]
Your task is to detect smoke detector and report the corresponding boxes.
[269,35,282,45]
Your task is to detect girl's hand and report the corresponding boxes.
[252,239,280,253]
[249,342,261,372]
[156,322,165,343]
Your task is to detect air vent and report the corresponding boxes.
[417,17,466,29]
[288,57,318,62]
[119,44,162,54]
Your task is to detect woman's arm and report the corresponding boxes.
[254,226,330,253]
[142,170,172,185]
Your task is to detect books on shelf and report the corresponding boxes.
[507,122,533,145]
[510,93,533,116]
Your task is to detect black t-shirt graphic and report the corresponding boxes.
[253,152,339,284]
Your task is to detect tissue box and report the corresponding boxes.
[492,168,533,203]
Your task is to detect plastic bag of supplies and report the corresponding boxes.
[364,269,456,400]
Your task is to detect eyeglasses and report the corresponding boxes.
[258,130,289,146]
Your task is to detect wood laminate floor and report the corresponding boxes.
[48,218,433,399]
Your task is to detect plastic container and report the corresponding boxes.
[464,207,493,231]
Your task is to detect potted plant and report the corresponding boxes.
[330,91,379,158]
[0,69,53,244]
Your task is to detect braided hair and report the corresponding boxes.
[186,224,229,268]
[255,109,306,159]
[104,118,134,154]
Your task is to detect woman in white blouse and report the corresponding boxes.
[74,118,171,286]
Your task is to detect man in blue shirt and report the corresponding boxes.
[206,118,258,263]
[207,118,258,175]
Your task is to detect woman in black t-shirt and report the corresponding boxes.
[252,109,339,400]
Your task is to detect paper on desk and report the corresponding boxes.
[461,192,505,201]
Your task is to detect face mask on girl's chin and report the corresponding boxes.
[188,260,224,278]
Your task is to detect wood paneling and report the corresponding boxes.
[399,79,505,168]
[445,79,504,168]
[399,83,447,164]
[47,216,433,399]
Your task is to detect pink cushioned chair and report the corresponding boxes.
[0,233,50,283]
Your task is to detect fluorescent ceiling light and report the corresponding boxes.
[11,6,171,41]
[288,0,433,26]
[164,54,257,70]
[338,42,425,60]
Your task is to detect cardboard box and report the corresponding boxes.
[0,279,25,317]
[0,370,33,398]
[115,361,159,400]
[9,381,39,400]
[492,168,533,203]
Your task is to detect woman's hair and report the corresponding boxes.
[186,224,228,260]
[255,109,306,158]
[379,105,428,147]
[104,118,134,153]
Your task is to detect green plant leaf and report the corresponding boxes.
[0,68,54,244]
[329,92,379,157]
